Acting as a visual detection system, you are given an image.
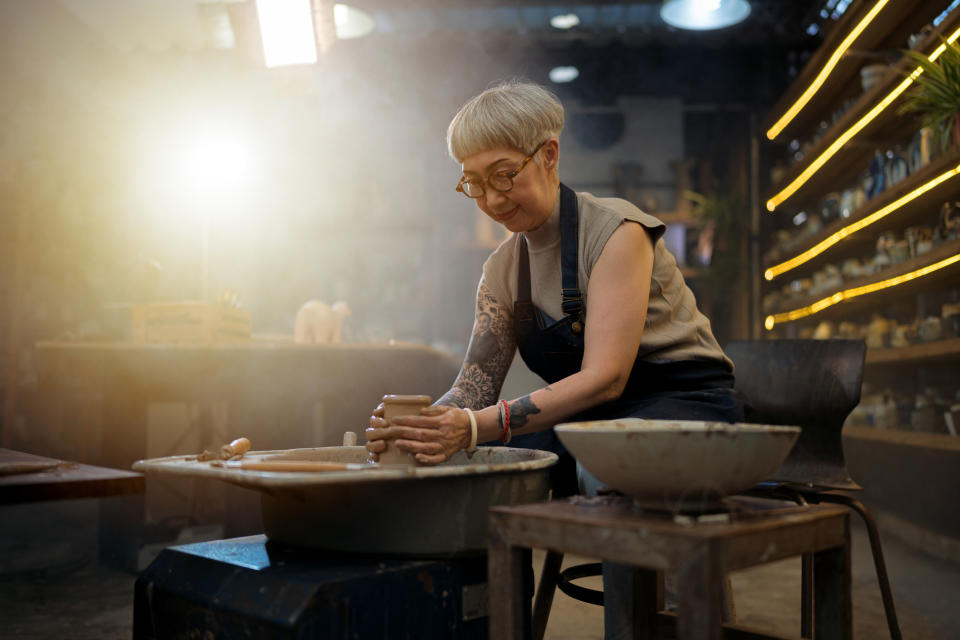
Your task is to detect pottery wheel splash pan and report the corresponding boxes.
[134,446,557,556]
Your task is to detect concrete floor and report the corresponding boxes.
[1,506,958,639]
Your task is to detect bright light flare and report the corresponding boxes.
[550,13,581,29]
[256,0,318,68]
[180,132,253,196]
[334,4,376,39]
[152,126,259,219]
[660,0,751,30]
[549,66,580,83]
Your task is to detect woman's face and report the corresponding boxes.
[460,139,559,234]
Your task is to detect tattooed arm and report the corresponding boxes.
[365,276,516,464]
[367,222,653,463]
[435,277,517,410]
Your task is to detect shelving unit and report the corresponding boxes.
[766,237,960,326]
[759,0,960,554]
[865,336,960,364]
[766,0,944,142]
[759,0,960,436]
[766,6,960,213]
[763,147,960,278]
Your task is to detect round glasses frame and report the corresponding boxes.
[455,140,547,199]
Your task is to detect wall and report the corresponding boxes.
[0,3,688,413]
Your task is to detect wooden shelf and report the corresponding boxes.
[679,266,704,280]
[768,237,960,321]
[766,0,945,142]
[763,147,960,276]
[866,336,960,364]
[845,424,960,451]
[765,7,960,211]
[655,211,698,227]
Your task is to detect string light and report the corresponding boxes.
[765,163,960,280]
[764,252,960,329]
[767,26,960,212]
[766,0,890,141]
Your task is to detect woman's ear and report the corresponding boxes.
[542,138,560,170]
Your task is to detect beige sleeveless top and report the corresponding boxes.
[480,188,732,368]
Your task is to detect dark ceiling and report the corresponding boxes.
[352,0,825,48]
[334,0,828,106]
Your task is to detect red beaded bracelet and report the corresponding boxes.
[499,399,511,444]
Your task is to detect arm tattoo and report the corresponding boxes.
[436,280,516,410]
[508,394,541,430]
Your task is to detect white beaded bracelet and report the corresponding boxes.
[464,408,478,452]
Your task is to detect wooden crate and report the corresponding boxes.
[131,302,251,344]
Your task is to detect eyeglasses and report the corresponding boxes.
[456,140,547,199]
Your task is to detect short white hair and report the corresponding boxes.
[447,80,564,163]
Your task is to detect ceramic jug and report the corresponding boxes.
[866,153,886,199]
[884,150,909,188]
[908,129,932,173]
[940,202,960,240]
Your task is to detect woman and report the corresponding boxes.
[366,80,742,637]
[366,80,741,486]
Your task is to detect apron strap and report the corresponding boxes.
[518,234,531,301]
[558,183,584,322]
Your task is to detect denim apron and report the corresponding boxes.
[508,183,742,496]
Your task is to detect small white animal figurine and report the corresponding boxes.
[294,300,351,344]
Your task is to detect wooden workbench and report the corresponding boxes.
[0,448,144,504]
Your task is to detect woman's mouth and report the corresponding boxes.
[496,206,518,222]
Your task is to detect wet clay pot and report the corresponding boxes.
[380,394,433,465]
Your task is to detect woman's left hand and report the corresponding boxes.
[364,405,472,465]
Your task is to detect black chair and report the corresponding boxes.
[726,338,900,640]
[531,339,901,640]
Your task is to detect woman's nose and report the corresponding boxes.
[484,188,508,207]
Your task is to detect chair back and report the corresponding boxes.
[725,339,866,490]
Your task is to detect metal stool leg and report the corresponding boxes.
[532,551,564,640]
[801,553,813,638]
[816,494,901,640]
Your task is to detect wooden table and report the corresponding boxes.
[29,340,460,468]
[488,496,851,640]
[0,448,144,504]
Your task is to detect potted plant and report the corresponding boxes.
[685,188,746,288]
[898,38,960,150]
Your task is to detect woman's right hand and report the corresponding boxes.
[365,402,387,462]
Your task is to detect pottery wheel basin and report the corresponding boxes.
[555,419,800,509]
[133,446,557,556]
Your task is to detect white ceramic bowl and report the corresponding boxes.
[555,419,800,508]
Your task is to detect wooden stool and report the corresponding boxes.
[489,496,851,640]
